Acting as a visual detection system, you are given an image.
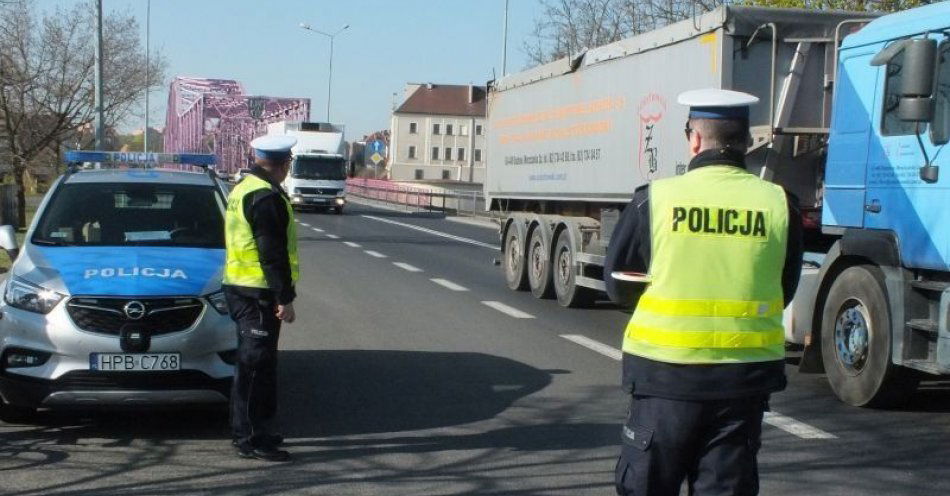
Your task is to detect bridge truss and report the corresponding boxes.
[164,77,310,173]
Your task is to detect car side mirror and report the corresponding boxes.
[898,38,937,122]
[0,225,19,261]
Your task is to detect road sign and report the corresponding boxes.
[369,140,385,165]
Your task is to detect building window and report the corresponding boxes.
[415,169,424,180]
[460,125,468,136]
[475,124,483,135]
[881,48,918,137]
[445,147,452,161]
[442,170,451,180]
[408,146,416,159]
[409,122,417,134]
[432,147,439,160]
[457,148,465,161]
[433,123,441,135]
[474,149,482,162]
[446,124,454,135]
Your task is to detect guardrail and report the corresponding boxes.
[346,178,489,218]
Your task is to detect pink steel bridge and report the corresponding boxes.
[163,77,310,173]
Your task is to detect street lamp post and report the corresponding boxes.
[299,22,349,122]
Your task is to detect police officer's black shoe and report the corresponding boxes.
[232,434,284,448]
[237,445,291,462]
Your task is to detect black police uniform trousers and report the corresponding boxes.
[615,394,767,496]
[225,289,282,449]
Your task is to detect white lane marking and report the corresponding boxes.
[362,215,499,250]
[364,250,387,258]
[560,334,837,441]
[299,222,311,227]
[326,234,340,239]
[311,227,324,233]
[393,262,422,272]
[430,278,469,292]
[343,241,362,248]
[763,412,837,439]
[560,334,623,361]
[481,301,535,319]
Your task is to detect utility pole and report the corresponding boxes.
[144,0,150,152]
[502,0,509,76]
[94,0,105,149]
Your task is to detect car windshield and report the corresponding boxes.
[32,183,225,248]
[292,157,345,180]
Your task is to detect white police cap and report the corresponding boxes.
[677,89,759,120]
[250,135,297,160]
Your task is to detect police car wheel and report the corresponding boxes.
[527,227,554,299]
[552,233,593,308]
[820,264,918,408]
[504,226,529,291]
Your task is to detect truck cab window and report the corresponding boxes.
[881,48,919,137]
[931,41,950,145]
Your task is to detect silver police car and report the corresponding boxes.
[0,156,235,418]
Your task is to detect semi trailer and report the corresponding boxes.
[487,3,950,407]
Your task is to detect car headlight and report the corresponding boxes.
[206,290,229,315]
[4,277,64,314]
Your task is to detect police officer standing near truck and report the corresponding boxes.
[606,89,803,495]
[223,135,300,462]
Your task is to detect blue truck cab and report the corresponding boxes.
[797,2,950,406]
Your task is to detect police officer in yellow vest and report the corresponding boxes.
[223,135,300,462]
[606,89,803,495]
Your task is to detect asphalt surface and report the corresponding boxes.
[2,201,949,495]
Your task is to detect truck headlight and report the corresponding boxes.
[206,290,229,315]
[4,277,64,314]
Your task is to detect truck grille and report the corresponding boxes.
[66,297,204,336]
[297,187,341,196]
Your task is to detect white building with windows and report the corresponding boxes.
[389,83,487,182]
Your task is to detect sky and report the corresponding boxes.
[37,0,544,140]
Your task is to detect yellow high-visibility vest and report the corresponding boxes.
[223,174,299,288]
[623,165,789,364]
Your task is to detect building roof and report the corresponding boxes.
[395,84,486,117]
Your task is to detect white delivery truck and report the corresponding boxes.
[267,121,348,214]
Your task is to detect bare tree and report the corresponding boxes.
[0,0,166,227]
[524,0,929,67]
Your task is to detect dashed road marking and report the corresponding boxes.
[343,241,362,248]
[560,334,623,361]
[362,215,499,250]
[326,234,340,239]
[481,301,534,319]
[364,250,387,258]
[393,262,422,272]
[299,222,311,227]
[559,334,837,441]
[763,412,837,439]
[430,278,468,291]
[311,227,324,233]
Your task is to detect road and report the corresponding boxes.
[2,201,949,495]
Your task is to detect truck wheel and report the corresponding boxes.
[553,232,594,308]
[820,264,919,407]
[334,206,344,215]
[527,227,554,299]
[504,226,529,291]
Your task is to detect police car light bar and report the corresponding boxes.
[63,151,216,167]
